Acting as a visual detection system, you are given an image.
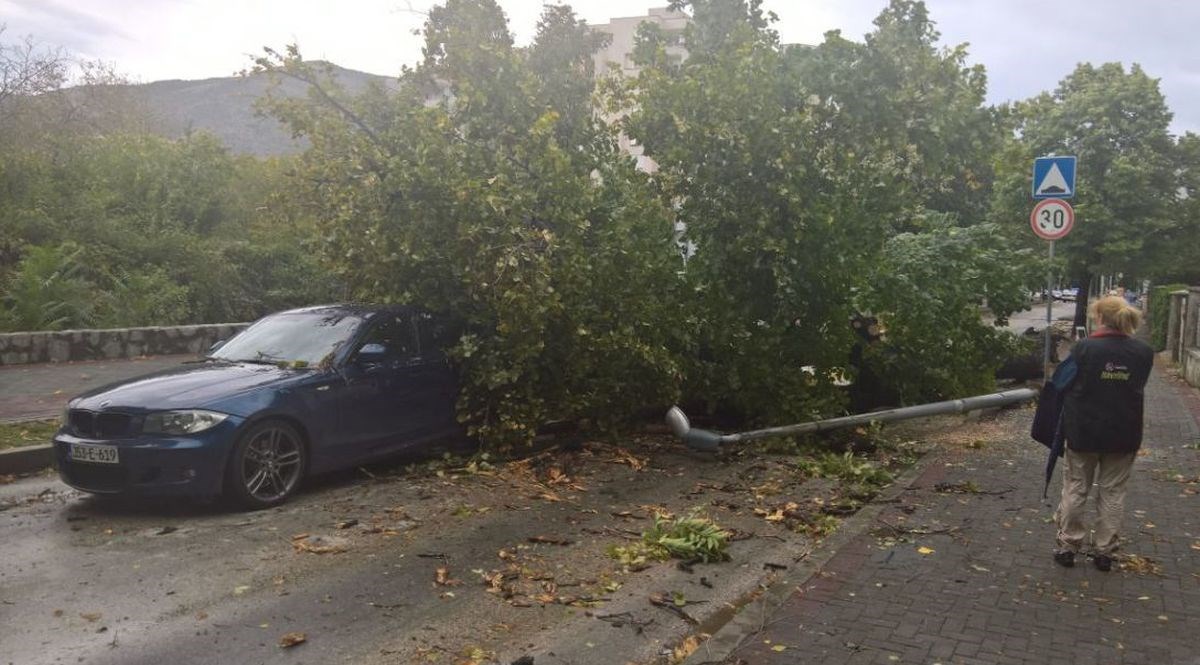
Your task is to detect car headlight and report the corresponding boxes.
[143,410,228,435]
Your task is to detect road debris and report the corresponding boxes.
[435,566,460,586]
[291,534,349,554]
[278,631,307,648]
[648,592,701,625]
[1119,554,1163,576]
[527,536,574,546]
[607,448,649,471]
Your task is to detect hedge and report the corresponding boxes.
[1149,283,1189,351]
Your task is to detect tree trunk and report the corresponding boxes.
[1072,270,1092,330]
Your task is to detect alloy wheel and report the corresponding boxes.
[240,426,303,502]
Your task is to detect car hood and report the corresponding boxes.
[71,361,304,412]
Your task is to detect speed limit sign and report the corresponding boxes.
[1030,198,1074,240]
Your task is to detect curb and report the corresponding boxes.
[683,445,942,665]
[0,444,54,475]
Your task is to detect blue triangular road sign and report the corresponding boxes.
[1033,156,1077,199]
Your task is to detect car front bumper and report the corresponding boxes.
[53,418,243,497]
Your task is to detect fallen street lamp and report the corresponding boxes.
[665,388,1038,452]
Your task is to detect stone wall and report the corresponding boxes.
[0,323,250,366]
[1183,348,1200,391]
[1165,286,1200,391]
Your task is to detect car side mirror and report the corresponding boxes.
[209,339,226,353]
[356,343,388,365]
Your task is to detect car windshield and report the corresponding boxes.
[213,311,366,367]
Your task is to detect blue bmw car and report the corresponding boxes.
[53,304,462,508]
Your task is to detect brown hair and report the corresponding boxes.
[1090,295,1141,335]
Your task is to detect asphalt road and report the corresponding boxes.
[0,356,195,422]
[0,433,879,665]
[1003,297,1076,333]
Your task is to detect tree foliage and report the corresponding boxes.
[4,1,1192,448]
[1155,132,1200,284]
[787,1,1003,224]
[991,63,1178,325]
[860,217,1031,402]
[624,0,1022,420]
[255,3,687,445]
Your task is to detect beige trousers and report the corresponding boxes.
[1055,448,1137,555]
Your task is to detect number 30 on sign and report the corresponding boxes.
[1029,198,1074,241]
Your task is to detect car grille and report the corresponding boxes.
[69,410,134,438]
[60,461,127,492]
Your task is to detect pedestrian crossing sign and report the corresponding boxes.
[1032,156,1077,199]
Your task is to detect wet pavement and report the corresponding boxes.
[713,365,1200,665]
[0,356,195,422]
[0,430,905,665]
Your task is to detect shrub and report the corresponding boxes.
[0,243,94,331]
[1148,283,1189,351]
[797,451,893,489]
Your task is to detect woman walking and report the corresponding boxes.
[1054,296,1154,571]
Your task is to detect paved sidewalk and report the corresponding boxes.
[720,366,1200,665]
[0,355,193,421]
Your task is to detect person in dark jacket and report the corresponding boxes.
[1054,296,1154,571]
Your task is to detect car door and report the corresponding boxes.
[412,311,462,437]
[366,312,461,456]
[339,312,422,457]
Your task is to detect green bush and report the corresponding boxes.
[94,267,192,328]
[797,451,893,489]
[1149,283,1189,351]
[0,243,94,331]
[858,218,1032,403]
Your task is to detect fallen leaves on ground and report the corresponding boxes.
[753,500,840,537]
[80,612,102,622]
[754,502,799,523]
[917,546,935,555]
[544,467,585,490]
[527,535,574,546]
[648,592,701,625]
[278,632,306,648]
[435,566,461,587]
[291,534,349,554]
[671,634,707,662]
[1119,554,1163,576]
[456,646,495,665]
[608,448,648,471]
[933,481,982,494]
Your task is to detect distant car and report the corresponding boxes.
[1052,288,1078,302]
[53,305,462,508]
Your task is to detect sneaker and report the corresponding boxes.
[1093,554,1113,572]
[1053,550,1075,568]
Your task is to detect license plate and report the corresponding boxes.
[69,443,119,465]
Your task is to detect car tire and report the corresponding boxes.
[225,419,308,510]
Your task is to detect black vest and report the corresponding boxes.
[1063,333,1154,454]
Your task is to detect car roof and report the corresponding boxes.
[274,303,412,319]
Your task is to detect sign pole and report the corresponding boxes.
[1031,155,1077,379]
[1045,240,1054,378]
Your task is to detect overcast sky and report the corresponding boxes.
[2,0,1197,134]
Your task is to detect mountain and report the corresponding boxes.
[126,64,393,156]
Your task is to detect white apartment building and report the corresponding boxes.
[590,6,690,78]
[589,7,690,173]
